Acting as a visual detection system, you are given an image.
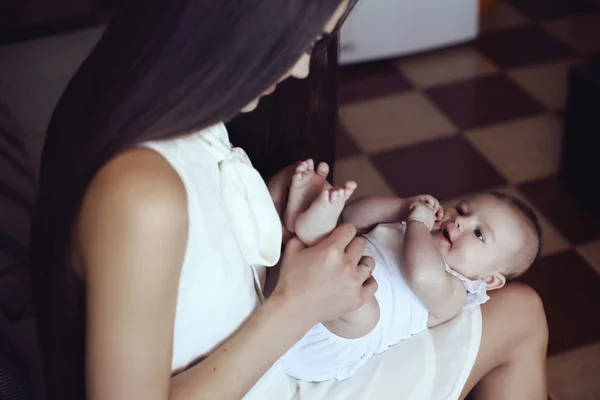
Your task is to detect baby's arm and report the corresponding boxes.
[342,196,406,232]
[402,203,466,327]
[343,195,442,233]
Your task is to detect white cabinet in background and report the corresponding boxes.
[340,0,479,65]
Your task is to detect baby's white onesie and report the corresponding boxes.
[280,223,489,382]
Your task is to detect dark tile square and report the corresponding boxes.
[425,75,545,130]
[336,125,362,160]
[590,51,600,62]
[370,136,507,201]
[518,177,600,244]
[339,61,413,104]
[475,26,578,69]
[555,109,565,121]
[518,250,600,355]
[505,0,597,21]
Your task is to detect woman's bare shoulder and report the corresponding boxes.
[76,148,189,275]
[88,148,186,208]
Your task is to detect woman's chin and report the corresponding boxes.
[240,85,277,113]
[263,84,276,95]
[240,99,260,113]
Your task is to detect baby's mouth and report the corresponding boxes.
[441,227,452,244]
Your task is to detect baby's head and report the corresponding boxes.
[431,192,541,291]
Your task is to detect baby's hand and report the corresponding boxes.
[408,202,436,231]
[405,194,443,221]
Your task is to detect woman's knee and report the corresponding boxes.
[501,282,548,345]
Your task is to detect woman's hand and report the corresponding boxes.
[271,223,377,327]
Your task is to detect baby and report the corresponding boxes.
[277,159,542,382]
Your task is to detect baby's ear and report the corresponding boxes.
[484,273,506,291]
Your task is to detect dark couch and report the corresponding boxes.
[0,104,44,399]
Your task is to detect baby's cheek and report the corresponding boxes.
[451,242,472,267]
[462,242,487,271]
[441,247,459,266]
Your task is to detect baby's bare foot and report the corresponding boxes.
[295,181,357,246]
[284,159,329,234]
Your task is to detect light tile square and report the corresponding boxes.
[480,2,531,33]
[340,92,457,154]
[395,46,498,88]
[537,214,572,258]
[334,156,396,199]
[544,13,600,54]
[466,114,563,184]
[508,58,580,110]
[547,341,600,400]
[577,239,600,277]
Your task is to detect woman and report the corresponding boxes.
[31,1,548,399]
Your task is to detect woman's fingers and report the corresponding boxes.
[344,235,367,261]
[360,276,378,300]
[355,256,375,282]
[322,222,357,249]
[283,236,306,255]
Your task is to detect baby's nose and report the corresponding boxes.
[452,217,464,230]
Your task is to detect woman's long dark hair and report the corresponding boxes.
[31,0,355,398]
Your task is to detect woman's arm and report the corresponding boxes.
[80,150,375,400]
[170,294,310,399]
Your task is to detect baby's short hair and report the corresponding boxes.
[485,191,542,280]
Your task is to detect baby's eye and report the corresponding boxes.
[474,228,484,242]
[456,206,465,216]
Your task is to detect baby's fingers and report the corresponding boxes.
[419,195,436,209]
[436,205,444,220]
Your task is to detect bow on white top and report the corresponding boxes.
[444,263,491,309]
[199,124,282,267]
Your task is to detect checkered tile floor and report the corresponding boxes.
[335,2,600,399]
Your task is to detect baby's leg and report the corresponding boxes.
[324,296,380,339]
[284,159,329,234]
[295,181,357,247]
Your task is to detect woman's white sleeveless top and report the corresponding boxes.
[142,123,293,398]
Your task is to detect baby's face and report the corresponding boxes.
[431,194,528,282]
